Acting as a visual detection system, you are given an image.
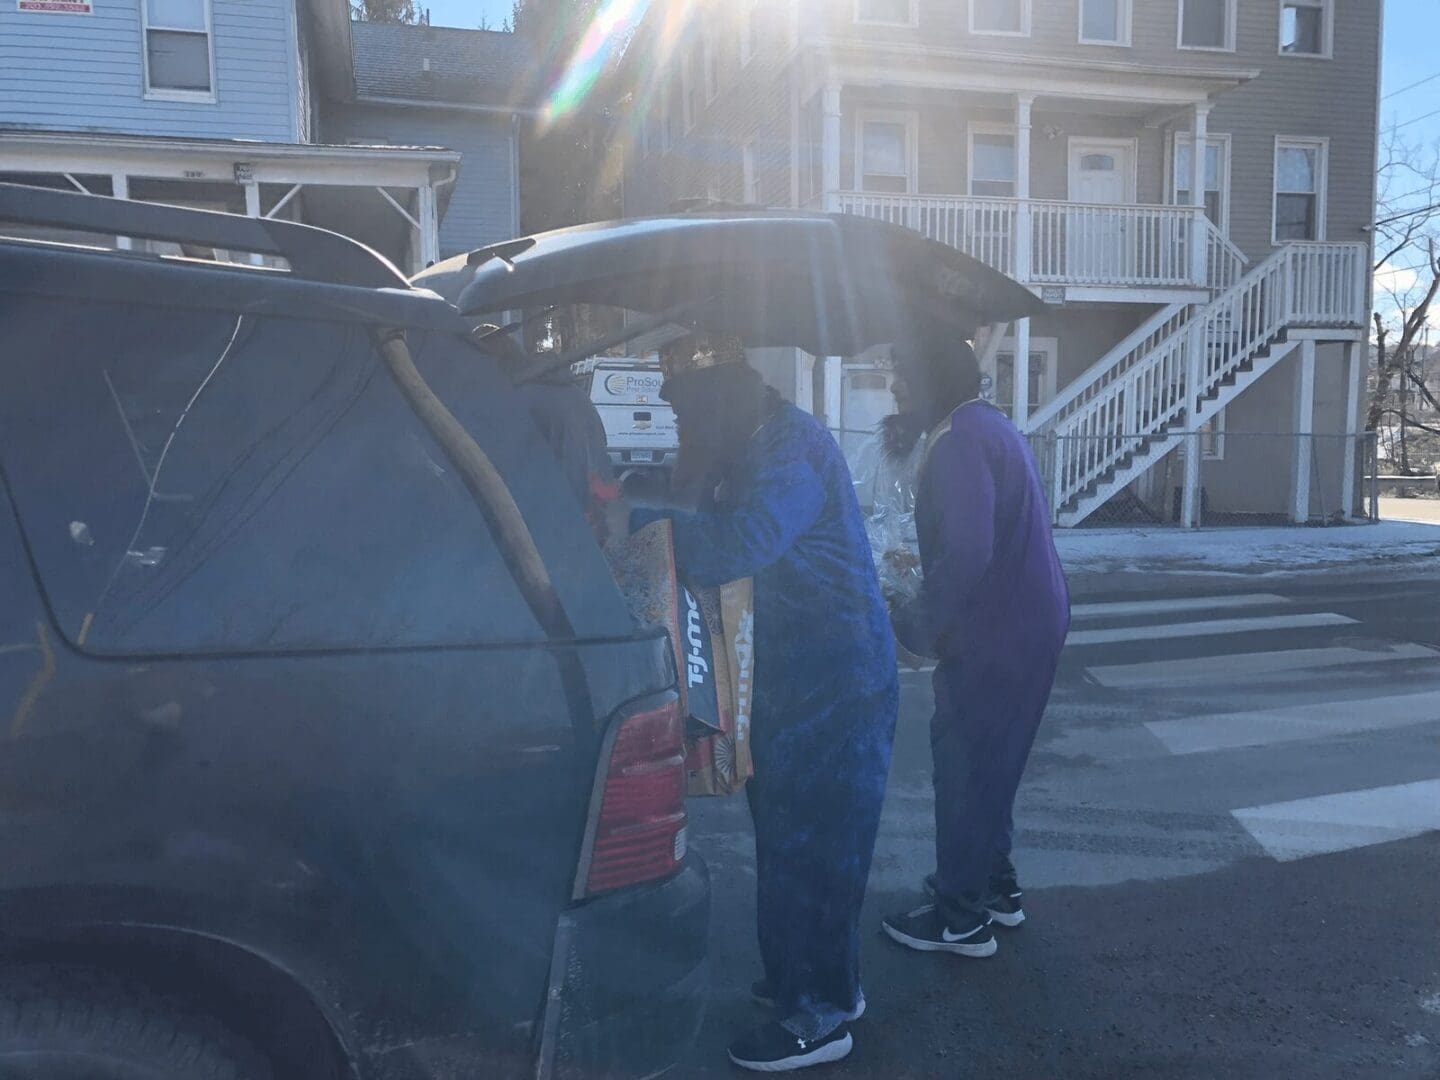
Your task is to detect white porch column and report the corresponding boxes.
[821,82,842,213]
[824,355,843,435]
[1189,104,1210,287]
[1340,340,1364,518]
[796,352,816,414]
[1012,321,1031,428]
[111,173,132,251]
[242,182,264,267]
[417,183,439,269]
[1291,339,1317,523]
[1180,319,1206,528]
[1013,93,1034,284]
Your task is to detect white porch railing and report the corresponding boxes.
[1030,241,1368,522]
[832,191,1229,290]
[833,191,1017,276]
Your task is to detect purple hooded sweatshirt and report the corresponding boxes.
[901,400,1070,661]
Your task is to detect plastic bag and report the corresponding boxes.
[851,427,926,605]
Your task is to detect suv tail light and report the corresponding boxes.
[581,697,687,897]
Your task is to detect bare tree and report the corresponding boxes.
[1370,125,1440,466]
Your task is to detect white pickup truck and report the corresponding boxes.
[589,360,679,474]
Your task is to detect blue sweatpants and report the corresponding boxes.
[930,647,1061,914]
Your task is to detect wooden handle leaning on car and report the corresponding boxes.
[373,329,578,644]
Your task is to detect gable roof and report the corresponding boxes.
[351,21,535,110]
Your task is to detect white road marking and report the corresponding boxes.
[1067,611,1356,648]
[1233,779,1440,861]
[1089,643,1439,689]
[1071,593,1290,622]
[1146,689,1440,755]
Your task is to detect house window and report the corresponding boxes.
[703,24,720,102]
[856,0,916,26]
[971,0,1030,36]
[682,46,702,131]
[740,0,760,67]
[1200,409,1226,459]
[969,129,1016,197]
[743,138,761,204]
[1178,0,1235,50]
[143,0,213,97]
[1273,138,1327,241]
[856,114,915,195]
[1281,0,1330,56]
[1173,135,1229,231]
[1080,0,1130,45]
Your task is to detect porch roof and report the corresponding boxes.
[0,130,462,189]
[807,39,1258,112]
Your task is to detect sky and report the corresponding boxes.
[423,0,516,31]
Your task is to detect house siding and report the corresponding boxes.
[0,0,299,141]
[324,101,517,256]
[623,1,796,214]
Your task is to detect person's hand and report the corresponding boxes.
[602,495,633,544]
[884,549,921,574]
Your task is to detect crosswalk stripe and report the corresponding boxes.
[1088,642,1439,689]
[1145,688,1440,755]
[1071,593,1290,622]
[1233,779,1440,861]
[1067,611,1356,648]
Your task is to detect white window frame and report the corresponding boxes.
[1279,0,1333,58]
[740,0,759,68]
[1168,131,1232,235]
[141,0,217,103]
[1078,0,1132,47]
[854,0,919,29]
[743,137,760,204]
[703,22,720,103]
[853,109,919,195]
[1177,0,1237,52]
[1201,408,1226,460]
[968,123,1018,198]
[970,0,1032,38]
[681,49,699,132]
[992,336,1060,419]
[1272,136,1329,244]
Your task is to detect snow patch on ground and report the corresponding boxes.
[1056,521,1440,575]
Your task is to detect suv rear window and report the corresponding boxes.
[0,296,625,653]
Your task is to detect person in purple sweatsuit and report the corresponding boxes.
[882,337,1071,958]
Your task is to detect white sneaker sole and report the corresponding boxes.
[751,991,866,1022]
[988,907,1026,928]
[882,921,999,958]
[729,1032,854,1072]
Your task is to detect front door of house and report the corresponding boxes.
[1067,139,1136,282]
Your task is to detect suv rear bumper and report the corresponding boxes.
[540,855,709,1080]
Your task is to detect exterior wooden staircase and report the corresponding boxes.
[1025,242,1369,527]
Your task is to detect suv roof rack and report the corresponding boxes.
[0,183,411,291]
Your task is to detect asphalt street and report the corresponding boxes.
[679,564,1440,1078]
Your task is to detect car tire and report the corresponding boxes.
[0,964,274,1080]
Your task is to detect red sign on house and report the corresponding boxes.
[17,0,93,11]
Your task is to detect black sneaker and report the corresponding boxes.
[882,902,997,958]
[986,884,1026,928]
[728,1020,853,1072]
[750,980,865,1021]
[924,872,1026,929]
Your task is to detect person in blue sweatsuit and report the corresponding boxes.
[630,334,898,1074]
[883,337,1070,959]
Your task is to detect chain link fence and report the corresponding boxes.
[1027,431,1380,528]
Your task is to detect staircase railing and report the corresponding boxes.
[1035,241,1367,517]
